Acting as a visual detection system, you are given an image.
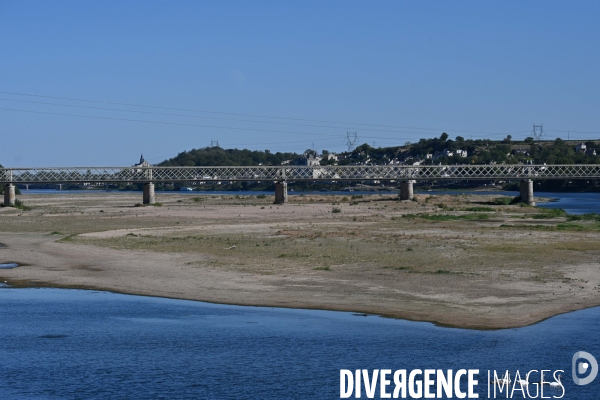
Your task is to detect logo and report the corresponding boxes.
[572,351,598,386]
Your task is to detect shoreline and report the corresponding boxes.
[3,282,600,331]
[1,192,599,330]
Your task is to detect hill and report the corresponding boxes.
[159,134,599,167]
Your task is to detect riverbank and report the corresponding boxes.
[1,192,599,329]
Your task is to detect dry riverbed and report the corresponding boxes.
[1,191,599,329]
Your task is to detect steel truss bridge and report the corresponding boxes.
[2,165,600,184]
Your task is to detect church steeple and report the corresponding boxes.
[139,154,145,164]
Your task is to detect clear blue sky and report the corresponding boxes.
[1,1,599,166]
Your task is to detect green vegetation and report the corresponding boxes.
[331,207,342,213]
[491,197,513,205]
[567,213,600,222]
[403,213,490,221]
[334,135,599,167]
[159,146,300,167]
[499,223,592,231]
[461,207,495,212]
[13,199,31,211]
[531,208,567,219]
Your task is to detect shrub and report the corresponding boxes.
[332,207,342,213]
[568,213,600,222]
[491,197,512,205]
[14,199,31,211]
[532,208,567,219]
[461,207,495,212]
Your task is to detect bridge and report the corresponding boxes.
[3,164,600,206]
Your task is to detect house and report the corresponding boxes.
[512,148,529,156]
[325,153,339,162]
[455,149,468,158]
[576,143,587,152]
[297,153,321,166]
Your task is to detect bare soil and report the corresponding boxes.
[1,191,599,329]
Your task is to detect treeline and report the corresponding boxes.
[159,147,300,167]
[340,134,599,166]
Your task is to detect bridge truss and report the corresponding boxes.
[2,165,600,184]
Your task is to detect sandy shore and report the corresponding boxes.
[1,191,599,329]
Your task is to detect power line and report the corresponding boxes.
[532,123,544,140]
[3,106,597,144]
[346,131,358,151]
[0,106,473,141]
[0,90,535,136]
[0,97,410,134]
[0,107,349,139]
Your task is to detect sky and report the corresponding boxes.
[1,0,599,167]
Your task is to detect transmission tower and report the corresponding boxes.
[532,124,544,140]
[346,131,358,151]
[210,139,220,147]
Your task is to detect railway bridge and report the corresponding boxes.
[3,164,600,206]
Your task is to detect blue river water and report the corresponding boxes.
[3,190,600,399]
[0,289,599,399]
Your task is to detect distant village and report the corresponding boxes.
[75,137,600,191]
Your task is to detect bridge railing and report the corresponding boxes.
[2,164,600,184]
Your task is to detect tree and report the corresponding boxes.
[456,136,464,143]
[503,135,512,144]
[524,137,534,144]
[440,132,449,141]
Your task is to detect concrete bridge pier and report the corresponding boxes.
[399,180,414,201]
[274,181,287,204]
[3,184,15,207]
[520,179,535,206]
[143,183,155,205]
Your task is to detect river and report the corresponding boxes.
[2,190,599,399]
[0,288,599,399]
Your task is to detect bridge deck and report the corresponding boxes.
[2,165,600,184]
